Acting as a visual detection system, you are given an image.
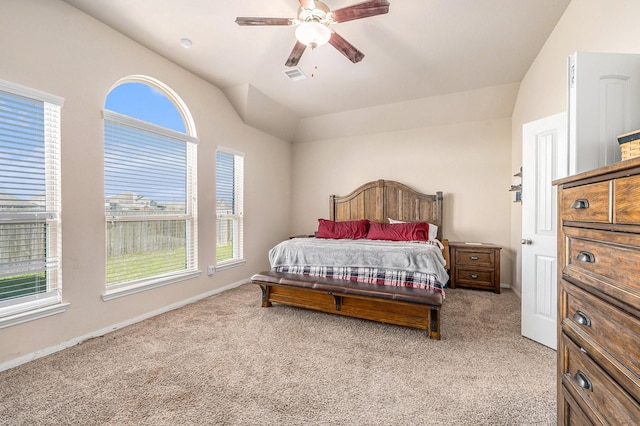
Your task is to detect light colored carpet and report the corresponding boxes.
[0,284,556,425]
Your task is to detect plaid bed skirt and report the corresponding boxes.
[272,266,446,296]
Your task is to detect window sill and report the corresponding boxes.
[0,302,70,330]
[216,259,247,272]
[101,270,201,301]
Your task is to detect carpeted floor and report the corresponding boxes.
[0,284,556,425]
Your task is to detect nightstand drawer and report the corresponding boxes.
[453,268,494,287]
[451,249,494,267]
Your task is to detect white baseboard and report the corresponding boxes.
[500,283,522,298]
[0,278,250,373]
[510,285,522,298]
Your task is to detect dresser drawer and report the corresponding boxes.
[561,386,597,426]
[560,181,610,223]
[615,175,640,224]
[566,235,640,295]
[562,282,640,399]
[561,334,640,424]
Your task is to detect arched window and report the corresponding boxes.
[105,82,186,132]
[103,77,198,297]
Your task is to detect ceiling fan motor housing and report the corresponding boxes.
[298,1,334,25]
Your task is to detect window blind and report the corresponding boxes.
[216,149,244,265]
[104,111,197,288]
[0,83,62,317]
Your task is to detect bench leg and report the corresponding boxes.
[331,293,342,311]
[429,306,441,340]
[258,284,272,307]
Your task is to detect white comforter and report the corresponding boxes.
[268,238,448,283]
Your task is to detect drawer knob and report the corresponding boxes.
[575,370,593,392]
[469,256,479,260]
[470,274,479,279]
[570,199,590,209]
[576,251,595,263]
[572,310,591,327]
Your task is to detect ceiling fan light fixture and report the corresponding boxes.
[295,21,331,49]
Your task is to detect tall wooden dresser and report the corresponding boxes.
[554,158,640,424]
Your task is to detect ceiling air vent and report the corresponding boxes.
[284,67,307,81]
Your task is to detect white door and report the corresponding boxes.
[521,112,567,350]
[568,52,640,175]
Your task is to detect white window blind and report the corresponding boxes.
[0,82,62,318]
[216,148,244,267]
[104,110,197,290]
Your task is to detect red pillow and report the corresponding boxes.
[367,221,429,241]
[316,219,370,239]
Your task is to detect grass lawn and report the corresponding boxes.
[107,247,187,285]
[2,245,236,296]
[107,244,234,285]
[0,273,46,301]
[216,244,233,262]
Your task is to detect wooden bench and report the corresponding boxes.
[251,271,443,339]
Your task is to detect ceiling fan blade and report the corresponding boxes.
[331,0,390,23]
[235,17,293,26]
[285,41,307,67]
[299,0,316,9]
[329,32,365,63]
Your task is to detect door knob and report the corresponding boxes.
[520,238,532,245]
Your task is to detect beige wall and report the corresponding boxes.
[510,0,640,292]
[0,0,291,367]
[291,115,514,285]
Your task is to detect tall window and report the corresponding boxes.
[216,148,244,268]
[104,79,197,295]
[0,80,63,321]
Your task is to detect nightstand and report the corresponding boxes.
[448,242,501,293]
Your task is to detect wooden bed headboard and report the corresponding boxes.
[329,179,444,241]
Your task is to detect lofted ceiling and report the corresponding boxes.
[63,0,571,140]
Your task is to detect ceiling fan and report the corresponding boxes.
[235,0,390,67]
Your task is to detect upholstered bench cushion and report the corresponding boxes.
[251,271,443,307]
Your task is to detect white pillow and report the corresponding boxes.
[388,218,438,241]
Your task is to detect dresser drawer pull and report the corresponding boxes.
[572,310,591,327]
[469,274,479,279]
[469,256,479,260]
[576,251,595,263]
[575,370,593,392]
[570,199,590,209]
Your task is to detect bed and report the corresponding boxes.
[252,179,449,339]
